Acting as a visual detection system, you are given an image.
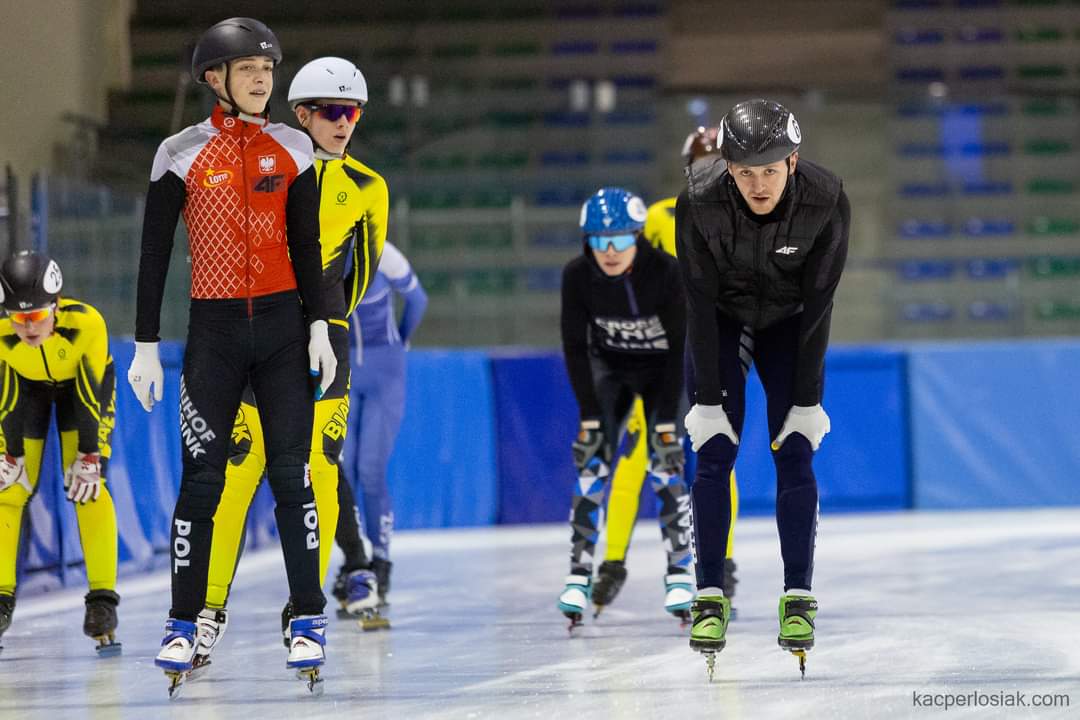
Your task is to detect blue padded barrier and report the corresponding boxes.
[908,340,1080,508]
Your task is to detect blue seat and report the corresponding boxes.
[900,302,954,322]
[966,258,1018,279]
[610,40,657,54]
[898,143,946,157]
[531,229,580,247]
[899,260,957,281]
[900,182,950,198]
[955,28,1005,43]
[955,102,1008,116]
[613,75,656,89]
[961,218,1016,237]
[614,3,661,17]
[894,29,946,45]
[543,112,591,128]
[898,219,952,238]
[604,111,655,126]
[954,0,1002,8]
[968,301,1012,320]
[958,141,1010,156]
[962,181,1012,195]
[896,67,946,82]
[551,41,599,55]
[958,65,1006,80]
[603,149,652,164]
[525,267,563,292]
[540,151,590,167]
[535,188,588,207]
[556,4,601,19]
[893,0,945,8]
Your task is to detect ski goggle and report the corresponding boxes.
[587,233,637,252]
[9,306,53,324]
[303,103,363,123]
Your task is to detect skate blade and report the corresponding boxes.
[563,612,584,635]
[165,671,186,699]
[94,636,122,657]
[186,656,211,681]
[359,616,390,632]
[702,650,718,682]
[297,668,324,696]
[790,649,807,679]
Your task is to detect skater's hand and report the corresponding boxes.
[571,420,607,472]
[308,320,336,401]
[684,404,738,451]
[127,341,164,412]
[65,452,102,503]
[0,454,30,493]
[649,424,685,475]
[772,404,830,452]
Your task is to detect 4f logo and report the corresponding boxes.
[258,155,276,174]
[253,175,284,193]
[775,246,799,255]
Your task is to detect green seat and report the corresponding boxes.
[1028,217,1080,235]
[1027,256,1080,278]
[489,77,540,92]
[422,117,471,134]
[465,269,516,295]
[1010,0,1063,5]
[432,44,480,59]
[409,191,463,210]
[411,229,456,251]
[1027,179,1076,194]
[492,41,541,57]
[1024,139,1072,155]
[417,271,452,295]
[1017,64,1067,79]
[365,115,407,133]
[487,111,536,128]
[437,5,491,21]
[471,189,513,208]
[1022,99,1071,115]
[466,227,513,249]
[1015,28,1064,42]
[1034,301,1080,320]
[475,152,529,169]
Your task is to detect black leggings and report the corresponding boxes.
[170,291,324,620]
[689,311,819,592]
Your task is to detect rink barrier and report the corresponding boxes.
[19,338,1080,592]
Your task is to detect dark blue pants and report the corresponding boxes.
[688,312,818,592]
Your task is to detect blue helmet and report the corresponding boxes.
[579,187,648,236]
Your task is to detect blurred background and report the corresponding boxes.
[2,0,1078,346]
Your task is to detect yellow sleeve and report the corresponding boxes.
[73,306,112,453]
[346,171,389,317]
[644,198,678,257]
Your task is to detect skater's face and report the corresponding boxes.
[295,99,362,156]
[729,152,798,215]
[591,241,637,276]
[206,55,275,115]
[10,304,56,348]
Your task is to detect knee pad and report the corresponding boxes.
[695,435,737,488]
[266,460,316,507]
[773,435,816,492]
[176,471,227,519]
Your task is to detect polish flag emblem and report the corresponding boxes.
[258,155,276,174]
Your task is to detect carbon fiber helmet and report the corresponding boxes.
[719,99,801,166]
[580,187,648,235]
[0,251,63,311]
[191,17,282,84]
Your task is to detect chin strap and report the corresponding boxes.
[314,148,343,161]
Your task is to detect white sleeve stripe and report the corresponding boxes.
[378,241,411,280]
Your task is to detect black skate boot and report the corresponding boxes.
[373,558,392,606]
[84,590,122,657]
[722,558,738,619]
[0,593,13,654]
[280,600,294,649]
[591,561,627,617]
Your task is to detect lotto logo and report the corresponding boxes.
[202,168,233,188]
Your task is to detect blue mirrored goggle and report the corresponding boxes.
[587,233,636,252]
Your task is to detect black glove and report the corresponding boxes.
[650,423,685,475]
[572,420,607,472]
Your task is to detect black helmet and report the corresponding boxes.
[719,99,801,166]
[191,17,282,84]
[0,250,63,311]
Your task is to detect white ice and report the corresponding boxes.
[2,508,1078,719]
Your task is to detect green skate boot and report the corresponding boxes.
[688,595,730,681]
[778,593,817,679]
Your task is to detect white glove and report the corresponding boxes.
[127,341,164,412]
[0,454,30,493]
[684,403,739,452]
[772,404,831,452]
[308,320,336,400]
[65,452,102,503]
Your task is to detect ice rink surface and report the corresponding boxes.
[1,508,1078,720]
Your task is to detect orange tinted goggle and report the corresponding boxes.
[10,306,53,324]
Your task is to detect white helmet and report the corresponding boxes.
[288,57,368,108]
